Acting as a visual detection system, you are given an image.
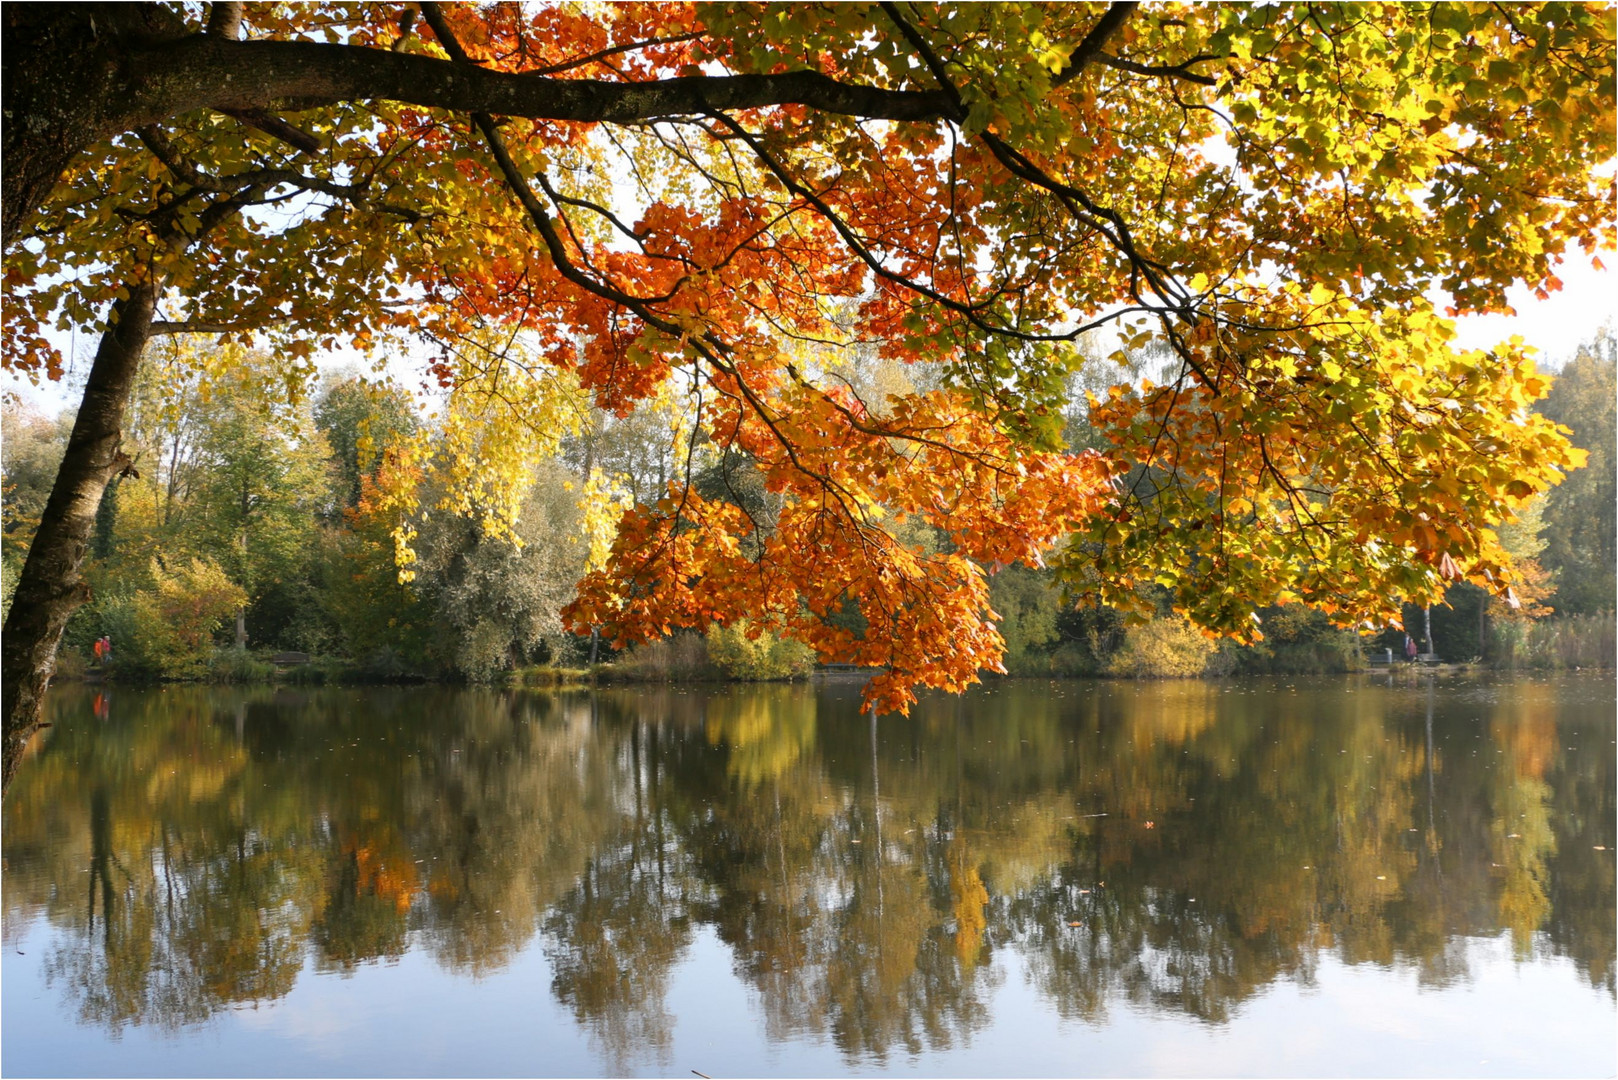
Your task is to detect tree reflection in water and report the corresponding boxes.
[2,676,1612,1063]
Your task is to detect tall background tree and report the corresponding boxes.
[1538,331,1617,617]
[183,355,332,650]
[3,2,1613,791]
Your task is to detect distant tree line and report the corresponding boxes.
[4,332,1612,684]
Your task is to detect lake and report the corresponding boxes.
[2,674,1613,1077]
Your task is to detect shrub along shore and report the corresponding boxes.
[60,605,1614,692]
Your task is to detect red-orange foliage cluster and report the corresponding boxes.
[567,386,1114,712]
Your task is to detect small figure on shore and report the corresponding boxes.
[1404,634,1418,661]
[92,635,113,666]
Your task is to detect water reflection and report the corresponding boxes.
[3,676,1612,1068]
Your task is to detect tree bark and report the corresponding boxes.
[2,4,191,247]
[235,515,248,650]
[1,276,160,795]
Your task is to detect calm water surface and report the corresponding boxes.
[2,674,1613,1077]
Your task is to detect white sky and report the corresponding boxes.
[1449,252,1614,360]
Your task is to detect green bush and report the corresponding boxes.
[1106,615,1216,678]
[208,649,275,683]
[280,659,334,685]
[349,647,427,682]
[52,647,89,681]
[608,632,717,681]
[94,591,153,679]
[99,558,246,679]
[1043,639,1106,676]
[456,617,512,683]
[1491,614,1616,669]
[1216,607,1365,674]
[989,565,1061,672]
[705,620,816,681]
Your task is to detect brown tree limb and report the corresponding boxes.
[2,6,955,246]
[148,316,290,335]
[215,108,322,154]
[523,31,707,77]
[1096,52,1221,86]
[206,1,242,40]
[1051,3,1140,87]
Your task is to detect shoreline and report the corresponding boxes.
[59,655,1608,692]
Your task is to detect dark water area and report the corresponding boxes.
[2,674,1613,1077]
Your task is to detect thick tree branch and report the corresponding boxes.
[135,128,427,221]
[149,316,290,336]
[3,9,955,246]
[417,4,675,318]
[524,31,708,77]
[877,3,966,114]
[206,1,242,41]
[215,107,322,154]
[1097,51,1221,86]
[1051,2,1139,87]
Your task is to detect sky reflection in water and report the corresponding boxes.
[2,675,1613,1077]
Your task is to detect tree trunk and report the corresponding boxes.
[1,277,160,795]
[235,511,248,650]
